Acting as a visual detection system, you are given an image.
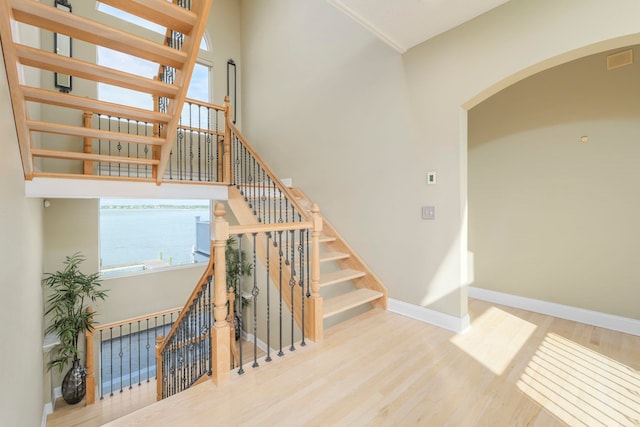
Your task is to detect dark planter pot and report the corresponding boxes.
[62,358,86,405]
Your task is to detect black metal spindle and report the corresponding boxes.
[251,233,259,368]
[265,232,272,362]
[119,324,123,393]
[300,229,306,346]
[145,318,150,382]
[99,330,104,399]
[128,323,132,389]
[137,320,141,386]
[289,229,296,352]
[237,235,245,375]
[109,327,114,396]
[278,231,284,357]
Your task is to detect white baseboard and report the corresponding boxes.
[41,402,53,427]
[468,287,640,337]
[241,331,274,354]
[388,298,470,334]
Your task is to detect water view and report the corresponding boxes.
[100,199,210,274]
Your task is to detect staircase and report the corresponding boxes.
[225,128,387,330]
[0,0,212,182]
[2,0,389,402]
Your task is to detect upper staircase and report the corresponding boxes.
[0,0,212,182]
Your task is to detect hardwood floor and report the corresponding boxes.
[51,299,640,426]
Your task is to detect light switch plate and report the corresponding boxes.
[422,206,435,220]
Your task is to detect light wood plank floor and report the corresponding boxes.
[55,299,640,426]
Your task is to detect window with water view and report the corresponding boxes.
[99,199,211,276]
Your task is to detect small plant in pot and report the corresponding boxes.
[225,236,252,341]
[43,252,108,405]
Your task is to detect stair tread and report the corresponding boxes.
[319,268,365,288]
[319,235,336,243]
[320,251,349,263]
[323,288,384,319]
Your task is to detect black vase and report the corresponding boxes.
[62,358,86,405]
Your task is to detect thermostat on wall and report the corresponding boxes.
[427,171,436,185]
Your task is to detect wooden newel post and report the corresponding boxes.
[306,203,324,342]
[83,112,94,175]
[212,203,230,385]
[155,334,164,401]
[85,307,96,405]
[223,95,232,183]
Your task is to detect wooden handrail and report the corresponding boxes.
[229,221,313,236]
[93,306,182,332]
[184,97,226,112]
[157,255,214,355]
[177,124,224,137]
[227,121,311,222]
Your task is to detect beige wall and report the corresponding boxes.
[468,46,640,319]
[241,0,640,319]
[0,45,45,427]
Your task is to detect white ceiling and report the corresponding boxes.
[328,0,511,53]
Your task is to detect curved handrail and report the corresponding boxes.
[157,253,214,355]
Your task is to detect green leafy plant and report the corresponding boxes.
[43,253,108,373]
[225,236,253,292]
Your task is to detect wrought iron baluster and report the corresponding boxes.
[251,233,259,368]
[300,229,307,346]
[237,234,245,374]
[99,330,104,399]
[137,320,141,386]
[119,325,123,393]
[265,232,272,362]
[128,323,132,389]
[208,275,213,375]
[145,318,150,382]
[289,229,296,352]
[278,230,284,357]
[109,327,114,396]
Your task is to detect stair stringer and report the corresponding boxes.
[290,187,388,310]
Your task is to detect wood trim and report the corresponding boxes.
[94,306,182,332]
[98,0,197,34]
[229,221,313,236]
[31,172,155,183]
[227,122,312,222]
[156,0,214,182]
[31,148,160,165]
[27,119,165,146]
[11,0,188,69]
[21,86,171,124]
[184,98,226,112]
[15,44,179,99]
[177,124,224,137]
[0,1,33,177]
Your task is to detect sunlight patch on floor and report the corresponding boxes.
[451,306,536,375]
[517,333,640,426]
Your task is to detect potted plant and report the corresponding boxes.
[43,252,108,405]
[225,236,252,340]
